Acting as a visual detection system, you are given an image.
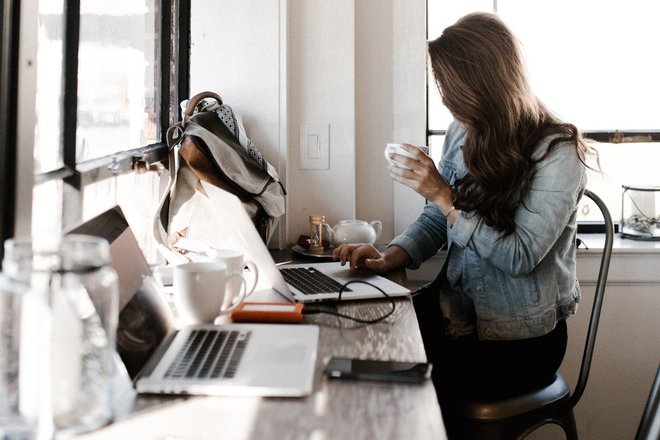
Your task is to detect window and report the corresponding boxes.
[23,0,191,262]
[427,0,660,225]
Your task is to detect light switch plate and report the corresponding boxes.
[299,124,329,170]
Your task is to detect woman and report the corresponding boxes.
[333,12,598,435]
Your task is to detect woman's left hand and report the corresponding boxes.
[388,144,454,209]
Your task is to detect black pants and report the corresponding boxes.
[413,288,568,438]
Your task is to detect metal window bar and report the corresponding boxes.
[0,0,21,263]
[176,0,191,113]
[428,129,660,143]
[158,0,172,143]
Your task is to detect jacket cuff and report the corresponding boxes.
[388,236,423,269]
[449,211,479,248]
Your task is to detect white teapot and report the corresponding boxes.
[323,220,383,246]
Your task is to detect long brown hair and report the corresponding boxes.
[427,12,597,234]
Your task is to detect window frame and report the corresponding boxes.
[32,0,191,232]
[0,0,21,262]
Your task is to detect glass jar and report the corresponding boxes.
[308,215,326,254]
[1,235,118,437]
[0,273,36,439]
[620,184,660,241]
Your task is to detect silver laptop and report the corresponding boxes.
[179,181,411,303]
[69,206,319,397]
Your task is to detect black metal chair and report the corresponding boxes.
[635,363,660,440]
[459,189,614,439]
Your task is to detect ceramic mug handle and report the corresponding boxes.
[219,272,247,315]
[243,260,259,296]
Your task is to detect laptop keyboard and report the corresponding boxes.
[279,267,352,294]
[164,329,251,379]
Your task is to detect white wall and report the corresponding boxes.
[287,0,356,241]
[355,0,428,239]
[390,0,428,234]
[190,0,286,246]
[355,0,393,236]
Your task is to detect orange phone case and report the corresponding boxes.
[230,302,304,323]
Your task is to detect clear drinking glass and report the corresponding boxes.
[1,235,118,437]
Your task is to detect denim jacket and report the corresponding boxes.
[390,121,586,341]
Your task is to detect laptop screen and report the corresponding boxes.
[68,206,174,379]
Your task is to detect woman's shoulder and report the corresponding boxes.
[446,120,467,140]
[532,132,585,175]
[532,129,579,160]
[441,120,467,156]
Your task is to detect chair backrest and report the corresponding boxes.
[635,364,660,440]
[567,189,614,408]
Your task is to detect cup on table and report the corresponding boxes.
[199,249,259,310]
[173,261,247,325]
[384,143,429,169]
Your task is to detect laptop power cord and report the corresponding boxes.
[301,280,396,324]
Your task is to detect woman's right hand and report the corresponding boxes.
[332,244,388,273]
[388,144,455,217]
[332,243,411,274]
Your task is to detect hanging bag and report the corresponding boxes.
[153,91,285,263]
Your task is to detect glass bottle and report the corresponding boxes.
[0,273,36,439]
[308,215,325,254]
[1,235,118,437]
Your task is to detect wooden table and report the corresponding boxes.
[77,250,447,440]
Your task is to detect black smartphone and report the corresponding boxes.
[322,357,432,384]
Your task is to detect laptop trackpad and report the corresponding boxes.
[261,344,309,364]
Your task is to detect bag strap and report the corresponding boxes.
[152,121,188,264]
[182,91,223,122]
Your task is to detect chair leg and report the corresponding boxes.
[550,410,578,440]
[520,411,578,440]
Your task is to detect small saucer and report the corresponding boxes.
[291,244,335,260]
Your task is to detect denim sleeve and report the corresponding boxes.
[389,202,448,269]
[450,142,586,276]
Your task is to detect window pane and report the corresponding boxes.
[586,142,659,224]
[428,134,445,163]
[82,171,162,264]
[76,0,159,162]
[428,0,660,132]
[35,0,65,174]
[498,0,660,130]
[32,180,63,237]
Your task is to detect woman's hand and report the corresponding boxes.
[388,144,456,220]
[332,244,388,273]
[332,243,411,274]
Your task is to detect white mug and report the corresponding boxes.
[173,261,247,325]
[384,143,429,169]
[199,249,259,310]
